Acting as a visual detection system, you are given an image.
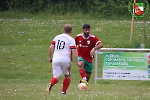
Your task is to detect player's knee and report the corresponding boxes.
[78,61,84,68]
[54,77,60,82]
[64,74,70,78]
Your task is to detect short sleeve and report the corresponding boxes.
[70,38,77,49]
[94,36,102,45]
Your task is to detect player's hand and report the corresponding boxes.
[48,58,52,63]
[77,61,81,67]
[70,51,73,61]
[90,48,95,57]
[68,63,72,75]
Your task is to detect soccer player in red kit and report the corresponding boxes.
[75,24,103,84]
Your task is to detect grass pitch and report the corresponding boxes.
[0,12,150,100]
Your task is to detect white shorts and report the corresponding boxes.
[52,56,71,78]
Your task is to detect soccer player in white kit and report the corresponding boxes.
[47,24,79,94]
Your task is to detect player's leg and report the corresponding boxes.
[84,61,93,82]
[86,73,91,82]
[78,57,87,80]
[62,75,70,94]
[47,61,62,93]
[61,62,71,94]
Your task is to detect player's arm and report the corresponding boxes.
[93,42,103,50]
[49,41,55,62]
[70,36,78,62]
[71,49,78,63]
[71,48,81,67]
[70,39,81,66]
[90,41,103,57]
[70,51,73,61]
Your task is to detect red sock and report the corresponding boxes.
[79,69,86,79]
[49,78,58,86]
[62,77,70,93]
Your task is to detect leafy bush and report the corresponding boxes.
[0,0,130,18]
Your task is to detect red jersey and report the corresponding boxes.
[75,33,102,62]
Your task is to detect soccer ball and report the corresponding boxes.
[78,83,87,90]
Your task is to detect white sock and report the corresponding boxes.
[83,77,87,80]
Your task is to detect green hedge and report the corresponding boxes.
[0,0,149,18]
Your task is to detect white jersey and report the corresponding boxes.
[51,33,76,61]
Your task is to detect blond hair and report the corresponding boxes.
[63,24,72,33]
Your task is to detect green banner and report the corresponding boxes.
[102,52,150,80]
